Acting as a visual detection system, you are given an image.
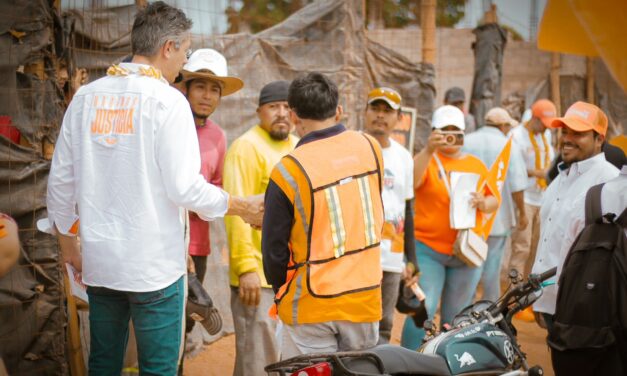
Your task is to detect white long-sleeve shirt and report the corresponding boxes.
[47,63,229,292]
[532,153,619,314]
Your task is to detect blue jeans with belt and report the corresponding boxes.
[86,276,185,376]
[400,240,483,350]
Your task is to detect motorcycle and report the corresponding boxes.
[265,267,556,376]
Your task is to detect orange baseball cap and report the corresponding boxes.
[550,101,608,136]
[531,99,557,127]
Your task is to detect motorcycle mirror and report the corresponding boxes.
[508,268,520,284]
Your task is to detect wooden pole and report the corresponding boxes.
[550,52,561,115]
[550,52,562,148]
[484,3,498,24]
[586,57,595,104]
[64,274,86,376]
[421,0,436,64]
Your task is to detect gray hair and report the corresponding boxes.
[131,1,192,57]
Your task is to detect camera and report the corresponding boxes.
[441,131,464,146]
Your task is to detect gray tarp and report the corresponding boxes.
[469,23,507,128]
[64,0,435,147]
[0,1,68,375]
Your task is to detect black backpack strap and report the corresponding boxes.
[616,207,627,228]
[585,183,605,226]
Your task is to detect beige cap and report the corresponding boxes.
[485,107,517,127]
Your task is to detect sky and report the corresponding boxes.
[456,0,548,41]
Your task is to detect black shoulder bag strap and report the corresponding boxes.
[585,183,605,226]
[615,206,627,228]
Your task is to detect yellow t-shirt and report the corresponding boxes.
[223,125,298,287]
[414,152,491,255]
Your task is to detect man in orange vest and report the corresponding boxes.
[262,72,384,358]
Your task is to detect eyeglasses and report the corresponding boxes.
[171,39,193,59]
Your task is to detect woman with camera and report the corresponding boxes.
[400,105,498,350]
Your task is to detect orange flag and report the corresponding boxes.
[474,137,513,239]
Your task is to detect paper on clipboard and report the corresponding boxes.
[65,263,88,303]
[449,172,480,229]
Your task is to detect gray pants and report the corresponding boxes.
[379,271,401,344]
[280,320,378,359]
[230,287,278,376]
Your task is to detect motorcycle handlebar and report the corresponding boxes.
[535,266,557,283]
[490,267,557,317]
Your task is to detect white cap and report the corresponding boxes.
[184,49,228,76]
[181,49,243,96]
[431,105,465,130]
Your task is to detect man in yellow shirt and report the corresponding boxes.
[224,80,298,375]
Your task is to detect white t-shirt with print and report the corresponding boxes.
[380,139,414,273]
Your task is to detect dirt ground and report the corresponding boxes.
[184,313,554,376]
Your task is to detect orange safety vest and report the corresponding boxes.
[269,130,384,325]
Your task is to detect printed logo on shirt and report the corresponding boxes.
[89,94,139,146]
[383,168,395,190]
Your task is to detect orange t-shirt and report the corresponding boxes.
[413,152,491,255]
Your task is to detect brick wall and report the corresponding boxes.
[367,28,585,109]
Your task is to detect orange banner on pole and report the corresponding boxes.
[475,137,512,239]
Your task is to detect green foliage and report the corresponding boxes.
[367,0,467,28]
[225,0,467,34]
[228,0,304,33]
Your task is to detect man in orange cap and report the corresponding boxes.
[531,101,619,331]
[508,99,557,314]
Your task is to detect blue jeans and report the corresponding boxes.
[479,235,508,302]
[400,240,482,350]
[87,276,185,376]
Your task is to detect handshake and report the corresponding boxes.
[226,194,265,229]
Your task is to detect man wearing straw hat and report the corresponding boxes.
[177,49,243,343]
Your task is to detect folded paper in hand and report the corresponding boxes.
[65,263,88,303]
[449,172,480,229]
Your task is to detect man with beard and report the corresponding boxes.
[363,87,418,344]
[177,48,243,352]
[224,80,298,375]
[531,101,619,331]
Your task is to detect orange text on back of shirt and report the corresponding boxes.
[90,95,138,145]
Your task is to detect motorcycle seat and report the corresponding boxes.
[369,344,451,376]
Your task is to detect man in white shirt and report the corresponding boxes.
[531,101,619,330]
[463,108,528,302]
[509,99,556,280]
[363,87,418,344]
[47,3,261,374]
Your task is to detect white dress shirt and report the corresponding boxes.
[601,165,627,233]
[532,153,619,314]
[511,125,554,207]
[47,63,229,292]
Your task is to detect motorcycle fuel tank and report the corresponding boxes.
[419,323,515,375]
